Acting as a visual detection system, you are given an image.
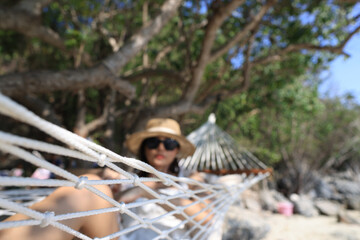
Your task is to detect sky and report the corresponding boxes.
[319,33,360,104]
[319,4,360,104]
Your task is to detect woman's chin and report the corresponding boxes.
[151,160,169,170]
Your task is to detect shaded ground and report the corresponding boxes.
[262,210,360,240]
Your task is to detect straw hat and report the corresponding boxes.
[125,118,195,158]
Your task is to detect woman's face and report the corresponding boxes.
[144,136,179,173]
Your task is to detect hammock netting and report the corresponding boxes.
[180,113,272,175]
[0,93,269,240]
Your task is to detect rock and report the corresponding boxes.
[260,190,279,212]
[332,179,360,196]
[314,178,335,199]
[244,197,262,212]
[314,199,341,216]
[222,207,270,240]
[271,190,288,202]
[337,211,360,225]
[242,190,262,212]
[333,170,358,181]
[290,194,319,217]
[346,195,360,211]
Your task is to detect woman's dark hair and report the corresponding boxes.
[138,138,180,177]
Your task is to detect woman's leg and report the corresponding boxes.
[0,174,119,240]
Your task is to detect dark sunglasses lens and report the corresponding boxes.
[163,139,179,150]
[145,138,179,150]
[145,138,160,149]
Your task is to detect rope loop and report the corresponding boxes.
[75,176,88,190]
[175,208,182,214]
[163,177,172,186]
[97,153,107,167]
[40,211,55,228]
[186,192,194,198]
[143,219,151,229]
[132,175,140,186]
[159,195,167,204]
[118,202,126,214]
[0,92,270,238]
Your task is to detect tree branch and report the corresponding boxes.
[16,0,53,15]
[195,56,234,103]
[253,24,360,66]
[132,101,205,131]
[0,65,135,99]
[122,68,185,83]
[183,0,246,102]
[209,0,275,62]
[334,0,360,4]
[241,26,258,91]
[74,90,117,137]
[103,0,183,75]
[104,90,117,150]
[15,95,62,125]
[0,0,67,51]
[132,72,257,130]
[74,90,86,136]
[153,35,186,65]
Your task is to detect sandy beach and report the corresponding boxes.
[262,210,360,240]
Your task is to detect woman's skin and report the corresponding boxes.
[145,136,179,174]
[116,136,179,203]
[0,174,119,240]
[119,136,213,224]
[0,135,212,239]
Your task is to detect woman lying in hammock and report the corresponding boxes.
[0,118,214,240]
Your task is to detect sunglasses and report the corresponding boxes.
[144,137,179,151]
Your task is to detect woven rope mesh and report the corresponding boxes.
[180,113,271,175]
[0,93,269,240]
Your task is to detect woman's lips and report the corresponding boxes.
[155,154,165,160]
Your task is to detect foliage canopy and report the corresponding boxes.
[0,0,359,192]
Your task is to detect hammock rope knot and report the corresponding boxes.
[74,176,88,190]
[132,175,141,186]
[97,154,107,167]
[163,177,172,186]
[40,211,55,228]
[118,202,126,214]
[0,93,271,240]
[144,221,152,229]
[159,195,168,204]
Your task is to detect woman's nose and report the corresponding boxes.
[157,142,165,150]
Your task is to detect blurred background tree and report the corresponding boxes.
[0,0,359,194]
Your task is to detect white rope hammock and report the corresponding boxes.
[0,93,269,240]
[180,113,272,175]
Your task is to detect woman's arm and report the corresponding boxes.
[166,197,214,225]
[163,172,214,225]
[0,174,119,240]
[120,174,213,225]
[113,171,213,225]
